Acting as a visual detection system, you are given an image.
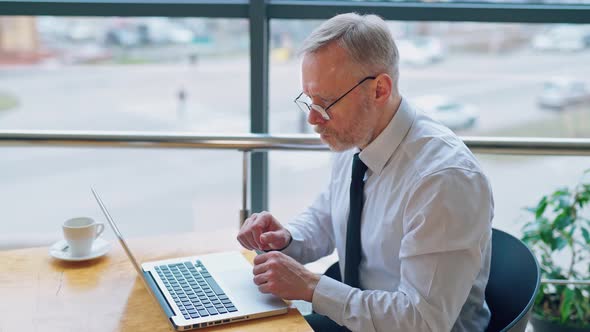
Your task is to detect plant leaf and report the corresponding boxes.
[573,288,590,325]
[574,301,585,323]
[521,222,541,245]
[553,188,570,196]
[578,190,590,208]
[580,291,590,320]
[539,222,554,245]
[554,212,573,230]
[554,237,568,251]
[560,287,575,323]
[552,190,571,211]
[568,225,577,238]
[582,227,590,245]
[535,196,548,219]
[534,289,545,307]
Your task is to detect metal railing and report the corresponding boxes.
[3,130,590,154]
[1,130,590,286]
[542,279,590,285]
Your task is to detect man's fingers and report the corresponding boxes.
[251,223,266,249]
[250,213,274,249]
[260,232,272,244]
[247,230,260,250]
[237,226,254,250]
[237,211,281,251]
[253,270,271,285]
[236,230,250,249]
[261,230,291,251]
[252,260,270,275]
[238,213,261,250]
[253,251,274,265]
[236,237,249,250]
[260,231,281,249]
[257,282,271,294]
[257,211,272,228]
[248,213,258,222]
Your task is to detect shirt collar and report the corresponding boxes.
[358,97,415,176]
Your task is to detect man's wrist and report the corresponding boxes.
[264,230,293,252]
[278,231,293,251]
[306,273,321,302]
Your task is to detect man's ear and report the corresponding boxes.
[374,74,393,105]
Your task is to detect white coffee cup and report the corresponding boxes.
[62,217,104,257]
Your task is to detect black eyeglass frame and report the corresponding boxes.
[294,75,377,120]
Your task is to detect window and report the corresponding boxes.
[0,16,249,240]
[0,3,588,246]
[0,16,250,133]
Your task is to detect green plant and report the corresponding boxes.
[521,168,590,327]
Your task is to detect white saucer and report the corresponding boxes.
[49,238,111,262]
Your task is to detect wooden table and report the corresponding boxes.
[0,231,312,332]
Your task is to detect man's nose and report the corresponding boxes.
[308,108,327,126]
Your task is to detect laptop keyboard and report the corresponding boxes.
[155,260,238,320]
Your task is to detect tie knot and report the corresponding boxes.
[352,153,368,181]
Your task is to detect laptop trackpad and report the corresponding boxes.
[200,252,288,312]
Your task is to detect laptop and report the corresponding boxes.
[91,188,289,331]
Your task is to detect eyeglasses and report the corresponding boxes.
[294,76,376,121]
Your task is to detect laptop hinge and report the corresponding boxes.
[144,270,175,319]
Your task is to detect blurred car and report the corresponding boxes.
[397,37,445,66]
[414,95,478,130]
[104,27,141,47]
[537,78,590,110]
[532,25,589,52]
[136,18,194,45]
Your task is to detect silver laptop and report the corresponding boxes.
[91,188,289,331]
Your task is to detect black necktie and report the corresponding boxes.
[344,153,368,288]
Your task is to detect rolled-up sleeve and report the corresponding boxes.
[311,168,493,332]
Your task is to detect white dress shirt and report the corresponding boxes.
[282,98,494,332]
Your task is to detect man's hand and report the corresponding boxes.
[252,251,320,302]
[237,211,291,251]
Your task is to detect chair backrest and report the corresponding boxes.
[485,228,540,332]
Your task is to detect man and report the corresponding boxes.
[237,13,493,332]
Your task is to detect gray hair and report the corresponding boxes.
[299,13,399,81]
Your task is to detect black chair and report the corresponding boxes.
[323,228,540,332]
[485,228,540,332]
